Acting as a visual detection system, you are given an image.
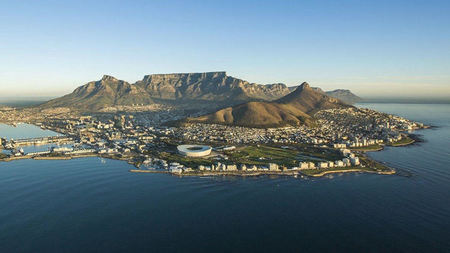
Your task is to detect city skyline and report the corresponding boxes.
[1,0,449,99]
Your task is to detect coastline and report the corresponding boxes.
[1,153,396,178]
[0,153,111,162]
[0,121,423,179]
[387,135,416,147]
[33,156,72,160]
[351,145,384,152]
[308,168,395,177]
[351,134,418,153]
[130,165,396,178]
[1,146,396,179]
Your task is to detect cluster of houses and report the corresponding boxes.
[1,106,422,172]
[175,107,420,147]
[333,137,386,149]
[316,108,421,144]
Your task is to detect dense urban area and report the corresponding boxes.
[0,105,425,177]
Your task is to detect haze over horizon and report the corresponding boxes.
[1,0,449,99]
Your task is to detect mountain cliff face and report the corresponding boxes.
[134,71,289,101]
[185,82,351,128]
[39,72,360,112]
[40,72,294,111]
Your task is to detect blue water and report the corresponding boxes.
[2,143,76,155]
[0,104,449,252]
[0,123,64,154]
[0,123,60,140]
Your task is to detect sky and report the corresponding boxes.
[1,0,449,99]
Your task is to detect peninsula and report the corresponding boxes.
[0,72,426,178]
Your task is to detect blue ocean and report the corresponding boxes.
[0,104,449,252]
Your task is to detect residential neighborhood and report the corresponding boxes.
[1,106,422,176]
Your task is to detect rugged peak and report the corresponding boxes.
[37,72,357,113]
[101,75,119,82]
[299,82,310,89]
[188,79,351,128]
[287,82,311,94]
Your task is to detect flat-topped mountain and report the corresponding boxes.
[40,72,294,111]
[185,82,351,128]
[39,72,360,112]
[134,71,288,102]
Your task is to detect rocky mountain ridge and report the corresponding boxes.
[39,72,360,112]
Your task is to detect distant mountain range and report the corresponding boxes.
[185,82,351,128]
[317,88,361,105]
[39,72,361,112]
[289,86,361,104]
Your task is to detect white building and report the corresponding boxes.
[269,163,279,171]
[299,162,309,170]
[177,145,212,157]
[350,157,360,166]
[342,158,351,166]
[335,160,344,167]
[318,162,328,169]
[340,149,351,156]
[226,164,238,171]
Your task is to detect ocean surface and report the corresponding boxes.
[0,124,63,155]
[0,123,60,140]
[0,104,449,252]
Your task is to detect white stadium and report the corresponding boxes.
[177,145,212,157]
